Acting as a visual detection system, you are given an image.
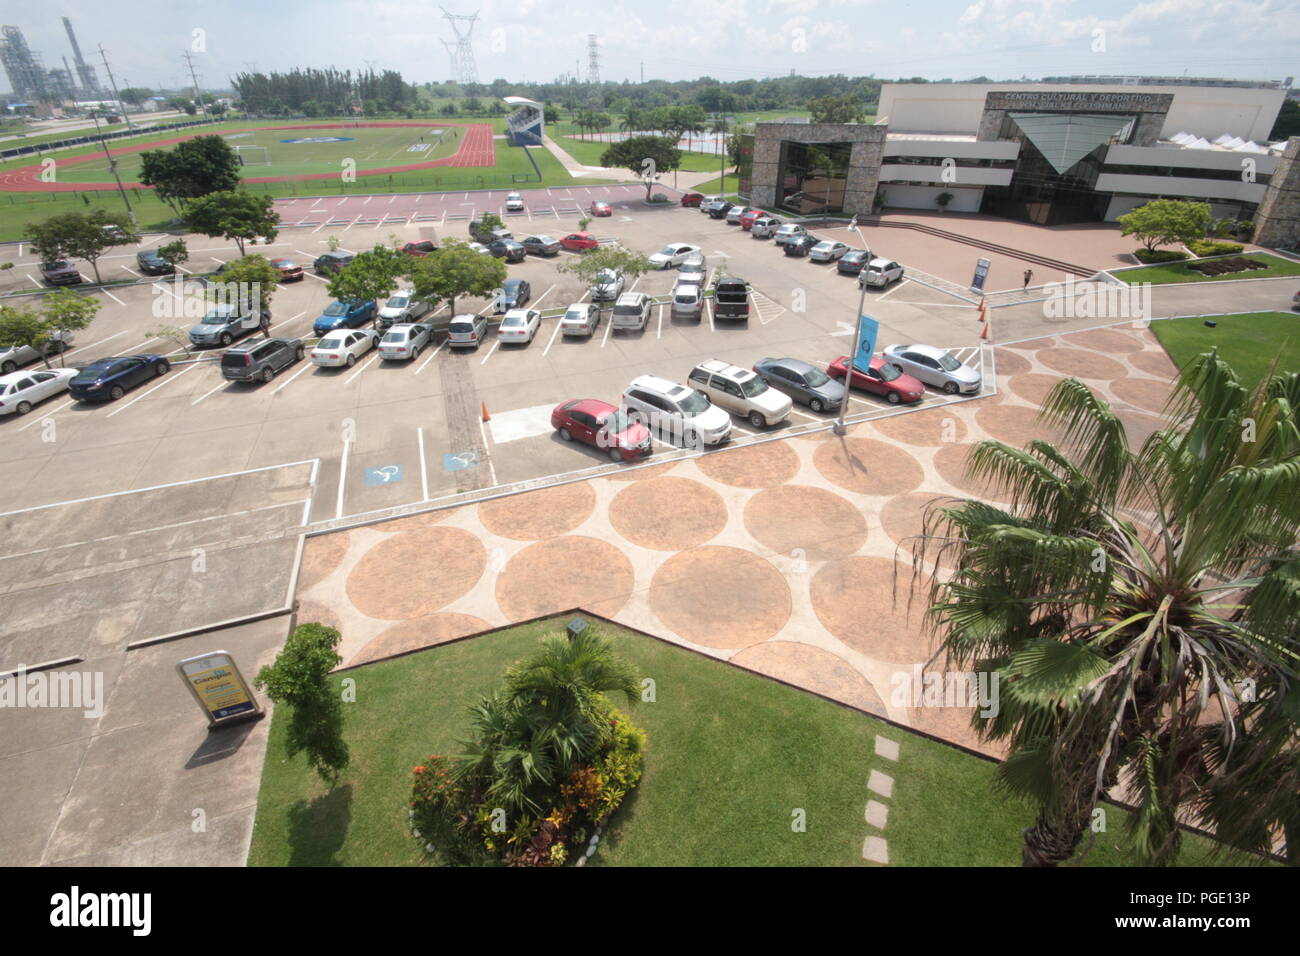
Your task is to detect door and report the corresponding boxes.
[710,375,745,415]
[121,359,147,387]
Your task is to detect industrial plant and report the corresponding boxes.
[1,17,105,112]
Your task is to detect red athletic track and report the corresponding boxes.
[0,122,496,192]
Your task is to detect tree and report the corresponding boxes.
[158,239,189,270]
[27,209,135,284]
[555,244,653,300]
[118,87,152,107]
[0,304,54,369]
[138,135,242,214]
[209,254,279,311]
[326,244,407,305]
[600,135,682,198]
[407,241,506,315]
[185,190,279,255]
[807,93,868,124]
[42,288,100,365]
[1269,98,1300,140]
[1118,199,1213,254]
[916,354,1300,866]
[255,622,350,784]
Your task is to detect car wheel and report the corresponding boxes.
[559,427,572,442]
[944,381,959,395]
[748,411,766,429]
[110,385,124,401]
[219,332,232,347]
[263,367,275,384]
[296,347,305,362]
[16,400,32,415]
[411,346,421,360]
[346,354,356,367]
[1,360,14,374]
[887,391,901,405]
[156,360,169,375]
[608,447,624,463]
[683,429,699,449]
[809,398,824,413]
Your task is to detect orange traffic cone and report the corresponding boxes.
[980,318,990,340]
[481,401,490,422]
[978,297,986,322]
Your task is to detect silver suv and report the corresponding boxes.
[687,359,793,428]
[446,313,488,349]
[611,292,651,332]
[621,374,731,448]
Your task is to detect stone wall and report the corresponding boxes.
[976,90,1173,147]
[1253,136,1300,248]
[750,122,888,218]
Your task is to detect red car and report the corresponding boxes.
[827,355,925,405]
[269,257,304,281]
[559,231,599,252]
[590,200,612,217]
[401,240,438,257]
[552,398,652,462]
[739,209,768,230]
[680,192,705,207]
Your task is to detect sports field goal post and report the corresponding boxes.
[234,145,271,167]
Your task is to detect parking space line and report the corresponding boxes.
[100,289,125,306]
[600,312,614,348]
[657,303,664,338]
[542,317,563,355]
[336,439,351,519]
[120,265,142,278]
[191,379,229,406]
[344,351,380,385]
[479,339,500,366]
[417,427,429,500]
[477,418,499,487]
[415,339,444,373]
[18,397,75,431]
[26,274,42,288]
[105,363,197,418]
[532,283,556,309]
[272,359,315,393]
[878,279,909,300]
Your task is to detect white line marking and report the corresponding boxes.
[600,312,614,348]
[190,379,228,406]
[480,339,500,365]
[336,439,351,519]
[542,317,563,355]
[105,363,196,417]
[344,351,380,385]
[417,427,429,500]
[272,359,314,393]
[101,289,124,306]
[415,339,443,373]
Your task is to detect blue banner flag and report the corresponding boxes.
[851,314,880,374]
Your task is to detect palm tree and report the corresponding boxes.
[918,352,1300,866]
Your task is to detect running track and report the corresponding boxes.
[0,122,495,192]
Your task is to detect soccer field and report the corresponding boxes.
[58,123,466,184]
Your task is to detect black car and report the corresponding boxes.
[136,249,175,276]
[837,250,871,275]
[705,200,734,219]
[314,251,355,275]
[220,337,305,384]
[493,278,531,313]
[488,238,527,262]
[753,357,845,414]
[783,234,820,257]
[40,260,83,286]
[69,354,169,402]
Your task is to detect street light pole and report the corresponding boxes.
[92,111,137,230]
[835,219,872,435]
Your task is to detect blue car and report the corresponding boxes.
[313,300,376,336]
[68,354,170,403]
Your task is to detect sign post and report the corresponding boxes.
[176,651,264,730]
[837,217,879,434]
[970,257,991,294]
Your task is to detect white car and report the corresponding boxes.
[0,331,74,374]
[670,282,705,319]
[621,374,731,448]
[678,253,707,281]
[611,292,652,331]
[688,360,793,428]
[773,223,808,247]
[505,192,525,211]
[312,329,378,368]
[378,291,430,329]
[468,242,491,255]
[378,323,432,361]
[725,205,750,225]
[648,243,702,269]
[0,367,77,416]
[591,268,625,302]
[810,240,850,263]
[696,194,723,212]
[882,343,982,395]
[561,303,601,337]
[497,308,541,344]
[750,215,784,238]
[860,258,905,288]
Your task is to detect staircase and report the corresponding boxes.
[860,217,1100,277]
[506,105,543,146]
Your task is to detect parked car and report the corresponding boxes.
[189,303,271,348]
[505,192,525,212]
[1291,289,1300,311]
[704,200,734,219]
[378,323,433,361]
[552,398,652,462]
[69,354,169,402]
[401,240,438,257]
[611,292,652,332]
[590,268,625,302]
[680,192,706,208]
[837,250,871,275]
[827,354,925,405]
[136,249,174,276]
[784,234,819,257]
[313,299,376,336]
[312,329,378,368]
[648,243,702,269]
[497,308,541,345]
[712,276,750,322]
[678,253,707,282]
[688,359,793,428]
[739,208,768,230]
[560,303,601,337]
[220,338,305,384]
[0,367,77,416]
[752,357,845,413]
[0,331,73,374]
[671,282,705,320]
[446,313,489,349]
[860,258,905,288]
[590,200,612,217]
[559,232,599,252]
[621,374,731,447]
[469,218,513,243]
[488,238,526,262]
[750,215,784,239]
[377,290,431,330]
[493,278,532,313]
[467,242,491,255]
[521,234,561,256]
[269,257,304,281]
[39,260,82,286]
[810,240,850,263]
[772,223,808,247]
[695,195,723,211]
[882,343,982,395]
[313,251,354,275]
[725,205,750,225]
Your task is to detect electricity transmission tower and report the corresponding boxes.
[586,35,600,87]
[441,8,479,85]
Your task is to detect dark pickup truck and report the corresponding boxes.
[713,276,750,322]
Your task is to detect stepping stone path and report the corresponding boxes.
[862,734,899,864]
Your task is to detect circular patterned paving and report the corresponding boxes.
[377,508,452,531]
[1008,372,1067,407]
[1063,328,1146,354]
[298,531,350,591]
[744,485,867,561]
[349,612,491,667]
[870,407,969,446]
[813,437,924,496]
[1127,349,1178,379]
[478,481,596,540]
[694,439,800,488]
[1110,376,1173,413]
[293,599,344,635]
[608,476,727,551]
[731,642,886,716]
[496,536,634,620]
[811,556,933,662]
[932,442,1014,503]
[1035,347,1127,381]
[879,492,959,568]
[650,546,791,649]
[993,348,1033,377]
[974,404,1057,447]
[347,526,486,620]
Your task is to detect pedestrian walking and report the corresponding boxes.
[1023,268,1033,290]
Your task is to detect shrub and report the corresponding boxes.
[1186,256,1269,276]
[1187,240,1244,257]
[1134,248,1189,264]
[646,193,670,204]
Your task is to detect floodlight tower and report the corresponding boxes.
[440,8,479,85]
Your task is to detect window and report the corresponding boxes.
[32,372,54,383]
[14,378,34,391]
[688,369,709,385]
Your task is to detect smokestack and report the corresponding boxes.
[63,16,98,93]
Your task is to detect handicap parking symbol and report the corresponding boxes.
[364,464,403,486]
[443,450,479,472]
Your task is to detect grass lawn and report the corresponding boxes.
[1117,253,1300,285]
[1152,311,1300,387]
[248,616,1253,867]
[691,173,741,195]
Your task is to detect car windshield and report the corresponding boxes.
[596,270,618,283]
[680,261,703,273]
[533,236,555,244]
[657,247,677,257]
[878,363,901,382]
[201,311,233,324]
[739,377,768,398]
[386,296,408,308]
[324,302,347,316]
[599,410,635,433]
[318,337,343,349]
[679,390,710,415]
[804,368,831,388]
[938,352,962,372]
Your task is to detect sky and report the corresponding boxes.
[3,0,1299,95]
